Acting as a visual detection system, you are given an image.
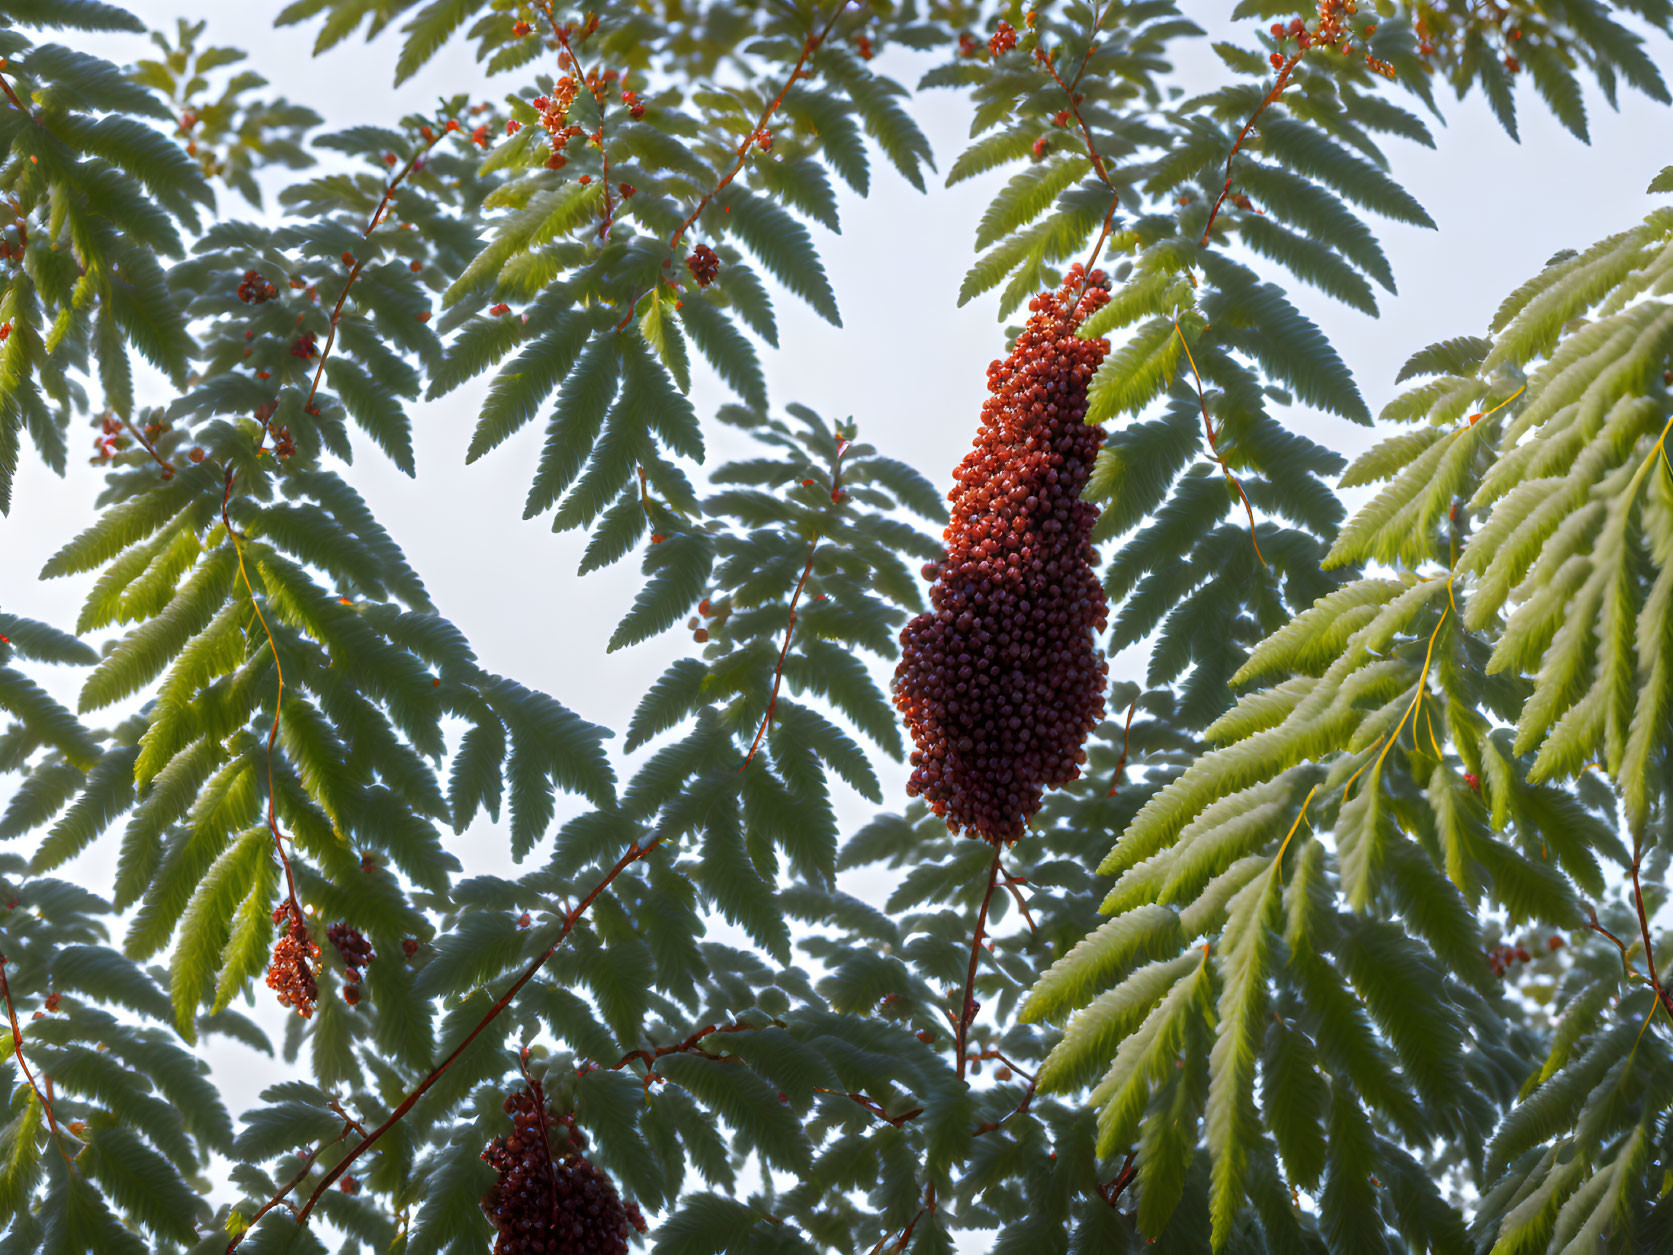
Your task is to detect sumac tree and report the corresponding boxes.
[1,0,1672,1251]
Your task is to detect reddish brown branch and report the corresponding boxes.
[293,837,661,1222]
[226,1125,352,1252]
[616,0,861,330]
[0,70,35,120]
[0,957,74,1170]
[1200,54,1301,245]
[972,1080,1036,1136]
[1097,1151,1138,1205]
[1630,846,1673,1020]
[611,1021,758,1070]
[954,844,1004,1081]
[815,1088,924,1127]
[1107,693,1139,796]
[119,415,174,472]
[996,859,1035,935]
[1037,5,1120,289]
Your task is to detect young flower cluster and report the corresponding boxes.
[481,1081,647,1255]
[327,923,371,1006]
[686,243,720,287]
[266,903,320,1018]
[238,269,278,303]
[1268,0,1393,77]
[894,266,1113,843]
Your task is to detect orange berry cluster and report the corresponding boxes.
[1267,0,1392,77]
[1488,934,1564,978]
[686,243,720,287]
[327,922,371,1007]
[266,903,320,1018]
[238,269,278,303]
[481,1081,647,1255]
[958,31,981,56]
[989,20,1018,55]
[894,266,1113,843]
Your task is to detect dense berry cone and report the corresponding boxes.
[482,1082,646,1255]
[894,267,1113,842]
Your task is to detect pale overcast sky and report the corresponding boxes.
[1,2,1670,1243]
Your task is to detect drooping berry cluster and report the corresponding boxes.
[686,243,719,287]
[481,1081,647,1255]
[238,269,278,303]
[327,923,372,1006]
[266,903,320,1018]
[893,266,1113,843]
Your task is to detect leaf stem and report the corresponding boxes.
[0,956,74,1170]
[615,0,864,330]
[292,836,661,1222]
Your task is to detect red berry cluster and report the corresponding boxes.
[481,1082,647,1255]
[267,904,320,1018]
[894,266,1113,843]
[327,923,372,1007]
[621,89,645,119]
[686,243,720,287]
[855,34,873,59]
[238,269,278,303]
[958,32,981,56]
[290,331,318,360]
[1488,934,1565,978]
[989,20,1018,55]
[1267,0,1392,77]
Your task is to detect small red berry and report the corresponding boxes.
[512,19,532,36]
[1464,773,1480,792]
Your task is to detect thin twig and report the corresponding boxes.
[740,439,849,770]
[616,0,862,330]
[611,1021,758,1070]
[119,415,174,472]
[1630,845,1673,1020]
[1098,1151,1138,1205]
[954,844,1004,1082]
[1174,321,1265,565]
[1107,692,1139,796]
[1200,53,1302,245]
[226,1126,352,1253]
[814,1088,924,1127]
[0,957,74,1169]
[294,837,661,1221]
[1036,5,1120,291]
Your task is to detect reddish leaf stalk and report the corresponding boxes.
[226,1124,353,1252]
[740,439,849,770]
[1106,692,1139,796]
[1098,1150,1138,1205]
[293,836,661,1222]
[0,957,74,1170]
[1630,845,1673,1020]
[1200,54,1302,245]
[815,1088,924,1127]
[954,844,1004,1081]
[615,0,863,330]
[218,126,452,930]
[611,1020,758,1070]
[1038,3,1120,289]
